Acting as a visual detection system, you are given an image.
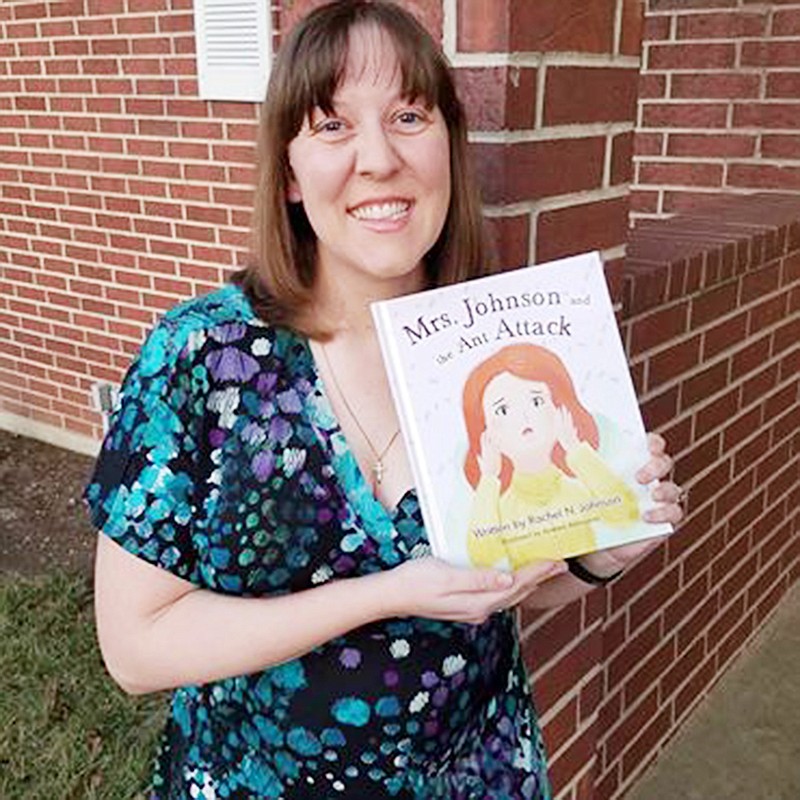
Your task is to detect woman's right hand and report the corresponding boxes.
[383,557,565,625]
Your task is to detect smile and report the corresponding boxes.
[349,200,412,221]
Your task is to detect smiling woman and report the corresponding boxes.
[85,2,684,799]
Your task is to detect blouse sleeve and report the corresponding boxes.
[83,317,205,582]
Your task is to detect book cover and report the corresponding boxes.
[371,252,672,570]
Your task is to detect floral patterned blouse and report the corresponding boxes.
[85,284,551,800]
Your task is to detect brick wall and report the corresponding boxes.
[632,0,800,221]
[0,0,641,456]
[594,193,800,796]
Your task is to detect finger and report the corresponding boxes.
[647,432,666,455]
[462,568,514,593]
[644,504,683,525]
[636,453,673,483]
[650,480,682,503]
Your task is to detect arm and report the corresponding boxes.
[95,535,562,695]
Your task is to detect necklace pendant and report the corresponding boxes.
[373,459,385,487]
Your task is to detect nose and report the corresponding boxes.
[355,121,402,178]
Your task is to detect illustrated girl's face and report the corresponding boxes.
[481,372,558,465]
[286,23,452,290]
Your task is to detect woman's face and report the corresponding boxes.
[482,373,559,467]
[286,24,452,291]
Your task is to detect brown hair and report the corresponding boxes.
[462,344,599,492]
[233,0,486,338]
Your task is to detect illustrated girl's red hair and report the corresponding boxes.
[462,344,599,491]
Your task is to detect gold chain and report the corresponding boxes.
[320,343,401,489]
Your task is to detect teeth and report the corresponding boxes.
[350,201,410,221]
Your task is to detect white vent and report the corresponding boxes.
[193,0,271,102]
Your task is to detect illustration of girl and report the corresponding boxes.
[463,343,640,569]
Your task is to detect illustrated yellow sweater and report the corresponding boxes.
[467,442,640,569]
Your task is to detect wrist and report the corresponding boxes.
[566,554,623,586]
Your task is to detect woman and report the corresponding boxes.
[463,344,640,569]
[87,2,684,798]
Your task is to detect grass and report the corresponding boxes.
[0,571,166,800]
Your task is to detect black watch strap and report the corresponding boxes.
[566,556,623,586]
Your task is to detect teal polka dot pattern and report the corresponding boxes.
[85,285,552,799]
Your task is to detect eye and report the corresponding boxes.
[531,396,545,408]
[494,404,508,417]
[392,107,429,130]
[313,118,346,135]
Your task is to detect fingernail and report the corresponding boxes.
[497,572,514,588]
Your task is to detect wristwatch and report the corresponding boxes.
[566,556,623,586]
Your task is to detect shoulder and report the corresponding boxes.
[138,284,282,375]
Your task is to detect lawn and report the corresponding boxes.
[0,572,165,800]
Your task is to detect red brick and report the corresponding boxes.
[536,196,628,263]
[671,73,760,100]
[667,133,756,159]
[641,102,728,129]
[747,294,788,335]
[534,631,600,710]
[548,720,598,795]
[485,215,529,271]
[741,363,778,407]
[541,698,578,757]
[605,688,659,765]
[647,335,702,390]
[613,0,640,54]
[773,8,800,36]
[766,72,800,99]
[629,302,689,356]
[763,134,800,160]
[676,10,767,39]
[689,281,737,328]
[740,262,781,304]
[638,162,724,188]
[648,42,736,70]
[702,312,747,360]
[544,67,638,125]
[472,138,605,206]
[510,0,615,53]
[638,73,666,100]
[729,164,800,192]
[741,41,800,67]
[681,360,730,410]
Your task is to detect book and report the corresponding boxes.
[371,252,672,570]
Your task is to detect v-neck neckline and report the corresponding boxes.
[298,334,416,525]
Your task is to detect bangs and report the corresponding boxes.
[279,3,448,136]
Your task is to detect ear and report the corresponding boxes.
[287,178,303,204]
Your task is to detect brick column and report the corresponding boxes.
[452,0,641,277]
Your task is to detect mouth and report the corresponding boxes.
[522,427,534,436]
[348,199,413,222]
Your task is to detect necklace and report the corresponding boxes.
[320,343,401,490]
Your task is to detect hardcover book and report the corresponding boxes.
[372,252,672,570]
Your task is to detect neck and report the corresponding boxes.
[311,258,426,339]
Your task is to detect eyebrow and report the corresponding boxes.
[491,397,506,408]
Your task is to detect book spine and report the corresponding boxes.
[371,302,446,558]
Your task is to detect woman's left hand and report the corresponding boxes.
[578,432,685,575]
